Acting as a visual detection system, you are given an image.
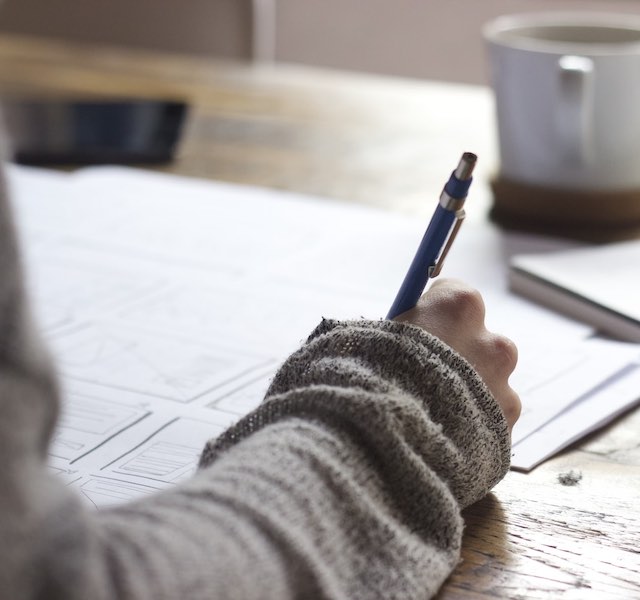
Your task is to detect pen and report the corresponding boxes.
[386,152,477,319]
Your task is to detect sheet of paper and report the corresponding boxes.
[510,338,640,444]
[7,163,639,508]
[511,361,640,471]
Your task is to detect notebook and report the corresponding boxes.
[509,240,640,342]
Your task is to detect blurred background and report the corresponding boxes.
[2,0,640,85]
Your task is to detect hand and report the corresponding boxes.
[394,278,521,431]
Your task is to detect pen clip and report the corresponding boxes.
[428,210,465,278]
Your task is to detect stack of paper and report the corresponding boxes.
[8,165,639,506]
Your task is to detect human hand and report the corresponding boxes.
[393,278,521,431]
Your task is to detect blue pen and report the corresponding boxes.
[386,152,477,319]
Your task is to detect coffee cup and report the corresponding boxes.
[483,12,640,240]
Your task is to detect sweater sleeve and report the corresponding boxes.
[0,170,511,599]
[87,318,510,600]
[202,317,511,509]
[195,317,511,598]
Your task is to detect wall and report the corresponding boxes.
[274,0,640,84]
[2,0,640,83]
[0,0,254,59]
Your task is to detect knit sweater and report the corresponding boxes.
[0,164,511,599]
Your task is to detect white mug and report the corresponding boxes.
[484,12,640,190]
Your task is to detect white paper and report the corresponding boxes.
[511,362,640,471]
[510,338,640,444]
[7,164,639,506]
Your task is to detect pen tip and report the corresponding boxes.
[462,151,477,163]
[455,152,477,180]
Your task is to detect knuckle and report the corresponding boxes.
[505,390,522,425]
[487,333,518,372]
[448,286,485,321]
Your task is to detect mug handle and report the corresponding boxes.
[557,55,594,165]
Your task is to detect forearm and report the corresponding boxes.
[195,318,511,598]
[205,318,511,508]
[2,318,509,600]
[92,410,467,600]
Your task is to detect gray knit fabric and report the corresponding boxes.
[0,164,511,599]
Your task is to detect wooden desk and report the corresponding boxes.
[0,34,638,599]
